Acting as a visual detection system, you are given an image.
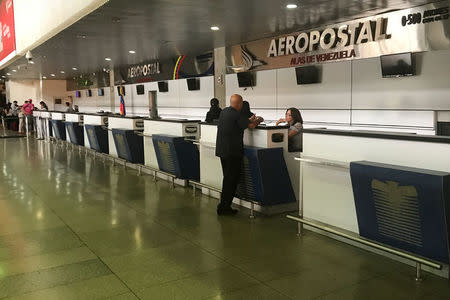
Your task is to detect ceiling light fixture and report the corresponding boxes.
[105,57,112,61]
[6,73,11,75]
[12,69,17,72]
[50,74,56,77]
[42,76,47,79]
[129,50,136,54]
[286,4,298,9]
[1,76,5,78]
[60,71,65,74]
[210,26,220,31]
[29,61,35,64]
[72,67,78,70]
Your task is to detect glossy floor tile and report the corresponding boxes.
[0,138,449,299]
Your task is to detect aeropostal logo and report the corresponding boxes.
[267,17,391,58]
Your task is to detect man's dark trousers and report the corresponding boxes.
[218,156,242,211]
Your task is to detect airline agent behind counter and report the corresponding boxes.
[215,94,263,216]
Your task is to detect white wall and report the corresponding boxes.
[6,80,40,104]
[69,76,215,120]
[226,50,450,132]
[41,80,67,111]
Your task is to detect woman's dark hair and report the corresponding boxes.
[287,107,303,124]
[210,98,219,107]
[40,101,48,109]
[241,101,253,118]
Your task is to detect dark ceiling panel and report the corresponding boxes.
[1,0,439,80]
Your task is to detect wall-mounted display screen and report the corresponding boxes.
[381,52,414,78]
[75,91,81,98]
[237,72,256,87]
[136,84,145,95]
[98,88,104,96]
[158,81,168,92]
[187,78,200,91]
[86,89,92,97]
[117,86,125,96]
[295,66,320,84]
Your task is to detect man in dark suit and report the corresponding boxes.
[215,94,262,215]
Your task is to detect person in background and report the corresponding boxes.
[18,105,25,134]
[74,105,79,113]
[205,98,221,123]
[39,101,48,111]
[11,101,19,116]
[22,100,34,132]
[276,107,303,152]
[215,94,263,216]
[65,102,75,113]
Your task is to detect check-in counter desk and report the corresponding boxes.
[33,111,45,139]
[301,128,450,276]
[200,123,298,214]
[50,112,66,141]
[83,113,109,153]
[39,111,52,139]
[108,116,144,163]
[143,118,200,185]
[65,113,84,146]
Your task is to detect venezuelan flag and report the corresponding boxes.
[119,86,126,116]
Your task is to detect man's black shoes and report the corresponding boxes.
[217,208,238,216]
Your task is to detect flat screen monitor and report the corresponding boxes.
[158,81,168,92]
[295,66,320,84]
[86,89,92,97]
[381,52,414,78]
[98,88,104,96]
[187,78,200,91]
[237,72,255,87]
[117,86,125,96]
[136,84,145,95]
[75,91,81,98]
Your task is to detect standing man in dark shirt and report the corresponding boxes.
[215,94,262,215]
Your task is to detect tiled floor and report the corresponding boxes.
[0,137,449,299]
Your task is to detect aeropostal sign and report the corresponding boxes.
[227,1,449,72]
[0,0,16,64]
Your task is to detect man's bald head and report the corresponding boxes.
[230,94,243,111]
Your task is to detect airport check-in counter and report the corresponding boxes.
[200,123,298,214]
[83,114,109,153]
[143,118,200,184]
[299,128,450,277]
[65,113,84,146]
[108,116,144,162]
[50,112,66,141]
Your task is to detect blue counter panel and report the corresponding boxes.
[112,128,144,164]
[152,134,200,181]
[350,161,450,263]
[236,147,296,206]
[50,120,66,140]
[85,124,108,154]
[65,122,84,146]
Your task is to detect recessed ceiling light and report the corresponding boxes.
[105,57,111,61]
[6,73,11,75]
[60,71,65,74]
[51,74,56,77]
[77,34,87,39]
[42,76,47,79]
[29,61,35,64]
[286,4,298,9]
[129,50,136,54]
[1,76,5,78]
[12,69,17,72]
[210,26,220,31]
[72,67,78,70]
